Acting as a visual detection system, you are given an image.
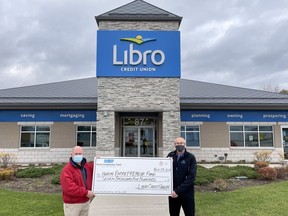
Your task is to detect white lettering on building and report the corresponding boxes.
[191,113,211,119]
[113,44,165,66]
[263,114,286,119]
[21,113,35,118]
[227,114,243,119]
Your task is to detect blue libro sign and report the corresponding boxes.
[96,30,180,77]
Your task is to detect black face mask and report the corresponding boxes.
[176,145,185,152]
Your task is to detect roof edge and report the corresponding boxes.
[95,0,182,26]
[95,16,182,26]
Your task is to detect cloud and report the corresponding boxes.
[0,0,288,90]
[179,0,288,90]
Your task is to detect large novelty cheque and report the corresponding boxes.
[92,157,173,195]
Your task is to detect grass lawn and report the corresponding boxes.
[196,181,288,216]
[1,181,288,216]
[0,189,63,216]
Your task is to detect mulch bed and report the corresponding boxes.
[1,174,288,194]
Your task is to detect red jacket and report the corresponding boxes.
[60,158,94,204]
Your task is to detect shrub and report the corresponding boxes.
[16,167,54,178]
[274,166,288,179]
[195,165,258,185]
[0,169,14,180]
[257,167,277,180]
[254,161,269,171]
[0,153,16,168]
[232,166,259,179]
[237,160,246,164]
[15,163,65,185]
[212,179,228,191]
[51,175,60,185]
[52,163,65,173]
[195,166,215,185]
[254,150,272,163]
[50,163,65,185]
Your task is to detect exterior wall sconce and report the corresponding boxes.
[169,111,174,116]
[103,111,108,117]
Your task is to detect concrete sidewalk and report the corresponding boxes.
[88,195,184,216]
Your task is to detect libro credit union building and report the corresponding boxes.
[1,0,288,164]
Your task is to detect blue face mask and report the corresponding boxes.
[72,155,83,164]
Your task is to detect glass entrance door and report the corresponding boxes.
[282,127,288,159]
[140,127,154,157]
[123,126,155,157]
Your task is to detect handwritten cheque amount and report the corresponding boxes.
[92,157,173,195]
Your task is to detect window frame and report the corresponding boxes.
[76,124,97,147]
[180,122,202,147]
[229,124,274,148]
[19,124,51,148]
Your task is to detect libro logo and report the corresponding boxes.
[113,35,165,66]
[120,35,156,45]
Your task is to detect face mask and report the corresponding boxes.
[72,155,83,163]
[176,145,185,152]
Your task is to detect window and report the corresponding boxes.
[230,125,273,147]
[180,125,200,147]
[77,125,96,147]
[20,125,50,148]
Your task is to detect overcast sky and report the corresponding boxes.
[1,0,288,91]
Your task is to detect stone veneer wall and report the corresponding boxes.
[0,147,283,165]
[96,20,181,157]
[98,21,180,31]
[0,148,96,165]
[96,78,180,157]
[187,147,283,164]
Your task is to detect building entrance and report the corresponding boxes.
[281,126,288,159]
[122,117,156,157]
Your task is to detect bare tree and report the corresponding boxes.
[263,83,280,93]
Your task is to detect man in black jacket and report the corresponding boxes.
[167,137,197,216]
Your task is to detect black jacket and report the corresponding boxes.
[167,149,197,197]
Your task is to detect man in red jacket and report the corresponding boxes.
[60,146,95,216]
